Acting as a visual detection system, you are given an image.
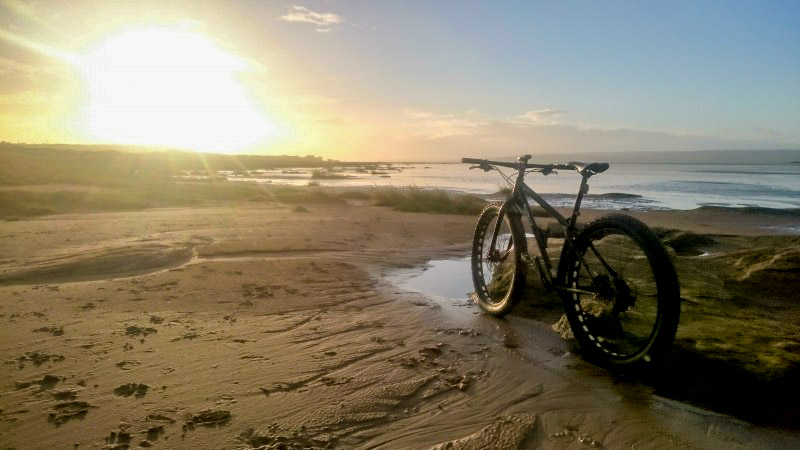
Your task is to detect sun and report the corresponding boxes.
[77,26,275,152]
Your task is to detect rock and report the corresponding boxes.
[664,232,715,256]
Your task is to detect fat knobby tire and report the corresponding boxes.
[557,214,681,365]
[470,204,527,316]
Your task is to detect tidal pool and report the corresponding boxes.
[394,256,473,300]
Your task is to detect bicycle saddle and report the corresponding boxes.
[568,161,609,176]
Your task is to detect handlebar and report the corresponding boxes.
[461,157,576,172]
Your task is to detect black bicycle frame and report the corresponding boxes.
[489,164,593,289]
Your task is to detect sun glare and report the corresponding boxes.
[77,27,274,152]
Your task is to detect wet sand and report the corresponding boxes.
[1,201,798,448]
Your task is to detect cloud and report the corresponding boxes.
[353,106,784,161]
[516,109,562,124]
[401,108,439,120]
[400,108,484,139]
[277,5,343,32]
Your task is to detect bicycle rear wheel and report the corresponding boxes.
[471,204,526,316]
[558,214,680,365]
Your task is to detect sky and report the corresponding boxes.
[0,0,798,160]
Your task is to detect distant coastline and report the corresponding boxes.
[3,142,799,166]
[495,149,800,166]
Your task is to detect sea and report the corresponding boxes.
[184,162,800,212]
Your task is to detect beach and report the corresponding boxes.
[2,0,798,446]
[1,195,799,449]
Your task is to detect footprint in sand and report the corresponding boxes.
[32,325,64,336]
[238,428,334,449]
[170,332,200,341]
[15,351,65,369]
[48,401,93,426]
[15,374,64,392]
[105,430,132,446]
[146,424,166,442]
[116,360,141,370]
[149,315,164,324]
[113,383,149,398]
[182,409,231,432]
[146,413,176,424]
[51,389,79,400]
[125,326,157,337]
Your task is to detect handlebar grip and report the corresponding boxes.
[461,157,486,164]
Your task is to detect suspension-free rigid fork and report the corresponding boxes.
[486,199,521,263]
[486,162,529,264]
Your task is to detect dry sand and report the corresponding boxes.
[1,201,798,449]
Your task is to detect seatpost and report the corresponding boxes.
[512,154,531,197]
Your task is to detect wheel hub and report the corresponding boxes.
[590,274,636,313]
[591,274,616,302]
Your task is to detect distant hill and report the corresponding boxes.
[496,149,800,165]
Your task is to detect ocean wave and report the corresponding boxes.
[696,206,800,216]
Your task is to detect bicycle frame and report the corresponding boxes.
[489,163,593,290]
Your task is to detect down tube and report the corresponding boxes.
[487,198,523,257]
[521,185,568,226]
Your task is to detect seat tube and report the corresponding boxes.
[569,175,590,228]
[512,163,526,197]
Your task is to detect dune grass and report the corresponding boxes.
[337,190,372,200]
[0,145,490,219]
[0,180,484,219]
[370,186,486,215]
[496,185,513,196]
[269,186,345,205]
[0,181,276,219]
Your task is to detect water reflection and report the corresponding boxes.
[395,257,472,300]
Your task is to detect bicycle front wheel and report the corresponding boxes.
[471,204,526,316]
[558,214,680,365]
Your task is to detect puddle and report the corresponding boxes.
[393,256,473,300]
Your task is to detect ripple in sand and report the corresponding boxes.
[431,414,537,450]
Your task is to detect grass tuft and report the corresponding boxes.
[269,186,345,205]
[337,190,371,200]
[371,186,486,215]
[496,185,513,196]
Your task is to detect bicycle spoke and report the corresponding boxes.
[472,207,522,312]
[567,227,661,359]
